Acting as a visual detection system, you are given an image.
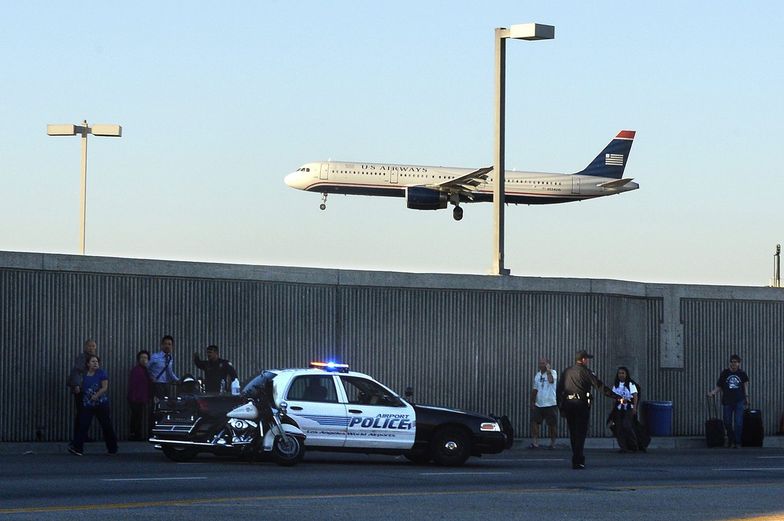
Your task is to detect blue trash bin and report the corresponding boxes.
[642,400,673,436]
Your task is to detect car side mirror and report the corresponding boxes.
[404,386,414,403]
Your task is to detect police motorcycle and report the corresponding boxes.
[150,371,306,466]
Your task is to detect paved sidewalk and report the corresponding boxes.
[1,436,782,456]
[516,435,784,450]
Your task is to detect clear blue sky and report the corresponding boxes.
[1,2,782,286]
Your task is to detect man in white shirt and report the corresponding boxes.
[530,357,558,449]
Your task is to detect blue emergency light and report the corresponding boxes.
[310,361,350,373]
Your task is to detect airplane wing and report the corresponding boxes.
[427,166,493,200]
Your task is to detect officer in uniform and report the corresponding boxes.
[193,345,239,393]
[557,350,619,469]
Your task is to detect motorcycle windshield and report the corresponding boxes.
[242,370,277,401]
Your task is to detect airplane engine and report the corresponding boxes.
[406,187,448,210]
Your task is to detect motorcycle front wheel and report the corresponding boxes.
[271,434,304,466]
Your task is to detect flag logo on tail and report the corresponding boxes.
[605,153,624,166]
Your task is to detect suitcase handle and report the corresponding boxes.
[706,394,720,418]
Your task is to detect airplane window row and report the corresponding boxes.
[517,180,562,185]
[326,168,561,187]
[332,170,443,179]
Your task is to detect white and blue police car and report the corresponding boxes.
[265,361,512,466]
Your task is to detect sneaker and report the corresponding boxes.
[68,445,83,456]
[572,463,585,470]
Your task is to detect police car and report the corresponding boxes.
[265,362,512,466]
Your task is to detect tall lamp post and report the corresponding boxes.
[493,23,554,275]
[47,121,122,255]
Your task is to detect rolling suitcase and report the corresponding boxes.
[741,408,764,447]
[633,416,651,450]
[705,396,725,448]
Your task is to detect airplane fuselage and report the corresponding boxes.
[284,130,638,220]
[284,161,638,205]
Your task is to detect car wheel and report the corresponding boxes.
[430,427,471,466]
[162,445,198,462]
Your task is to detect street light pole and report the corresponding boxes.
[493,28,509,276]
[47,121,122,255]
[79,121,89,255]
[492,23,555,276]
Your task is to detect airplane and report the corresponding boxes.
[284,130,638,221]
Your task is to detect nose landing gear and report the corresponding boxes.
[320,193,328,211]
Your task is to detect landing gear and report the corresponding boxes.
[319,193,328,211]
[448,193,463,221]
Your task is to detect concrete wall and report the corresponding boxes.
[1,251,782,442]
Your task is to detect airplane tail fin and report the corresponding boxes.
[574,130,635,179]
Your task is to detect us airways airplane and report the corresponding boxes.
[284,130,637,221]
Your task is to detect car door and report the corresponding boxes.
[283,374,347,447]
[337,375,416,450]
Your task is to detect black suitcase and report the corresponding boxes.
[705,396,725,448]
[634,416,651,450]
[742,408,764,447]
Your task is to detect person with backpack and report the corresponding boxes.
[609,366,640,452]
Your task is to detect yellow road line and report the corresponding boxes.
[1,482,782,515]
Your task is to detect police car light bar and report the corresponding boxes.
[310,361,350,373]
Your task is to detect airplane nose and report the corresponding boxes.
[284,172,299,188]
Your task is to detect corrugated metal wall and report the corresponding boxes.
[0,268,337,441]
[1,253,783,442]
[641,298,784,437]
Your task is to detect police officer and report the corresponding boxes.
[557,350,619,469]
[193,345,238,393]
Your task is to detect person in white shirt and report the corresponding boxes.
[610,366,640,452]
[529,357,558,449]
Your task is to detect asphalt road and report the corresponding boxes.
[1,445,783,520]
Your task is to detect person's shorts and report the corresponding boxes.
[532,405,558,426]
